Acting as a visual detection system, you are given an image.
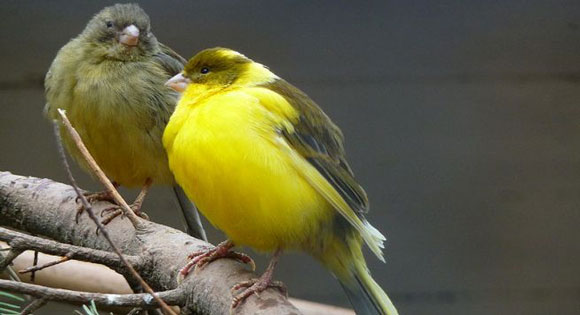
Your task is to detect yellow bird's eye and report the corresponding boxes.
[200,67,210,74]
[105,21,113,28]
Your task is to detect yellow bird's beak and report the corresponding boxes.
[165,73,191,92]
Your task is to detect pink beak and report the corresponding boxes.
[119,24,139,46]
[165,73,191,92]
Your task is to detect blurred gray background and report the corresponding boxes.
[1,1,580,314]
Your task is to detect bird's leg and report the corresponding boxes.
[231,249,287,309]
[180,240,255,278]
[127,178,152,217]
[75,181,119,222]
[101,178,152,225]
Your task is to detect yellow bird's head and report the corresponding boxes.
[166,47,277,92]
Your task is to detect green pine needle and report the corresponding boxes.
[79,300,100,315]
[0,301,20,309]
[0,291,25,302]
[0,306,21,314]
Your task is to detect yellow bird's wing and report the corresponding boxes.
[258,80,386,261]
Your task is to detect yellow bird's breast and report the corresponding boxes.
[165,88,332,251]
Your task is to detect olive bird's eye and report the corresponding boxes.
[106,21,113,28]
[200,67,210,74]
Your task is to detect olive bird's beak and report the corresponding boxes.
[119,24,139,46]
[165,73,191,92]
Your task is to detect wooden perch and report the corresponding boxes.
[0,171,300,314]
[0,242,354,315]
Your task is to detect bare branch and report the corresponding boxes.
[0,245,133,294]
[3,265,21,283]
[30,250,38,283]
[2,243,354,314]
[20,298,48,315]
[0,227,140,273]
[19,253,72,274]
[0,249,23,272]
[0,244,32,303]
[55,110,142,227]
[53,117,175,315]
[0,279,183,308]
[0,173,302,314]
[0,254,21,289]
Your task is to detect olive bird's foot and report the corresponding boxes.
[179,240,255,279]
[100,202,149,226]
[98,178,152,226]
[75,183,119,223]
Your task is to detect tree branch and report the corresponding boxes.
[0,279,183,308]
[20,298,48,315]
[55,110,142,227]
[0,249,23,272]
[1,245,354,314]
[0,228,139,274]
[0,172,301,314]
[52,116,175,314]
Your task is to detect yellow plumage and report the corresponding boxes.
[164,47,397,314]
[166,86,331,250]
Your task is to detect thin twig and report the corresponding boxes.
[20,297,48,315]
[0,244,32,302]
[0,227,140,272]
[4,265,21,283]
[19,253,73,274]
[55,109,141,227]
[0,249,24,272]
[0,279,183,308]
[53,116,176,315]
[0,251,19,282]
[30,251,38,282]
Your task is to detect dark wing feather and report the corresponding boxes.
[153,43,209,241]
[264,79,369,214]
[153,42,187,76]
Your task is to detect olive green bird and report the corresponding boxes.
[44,3,205,240]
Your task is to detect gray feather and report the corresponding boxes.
[173,185,207,241]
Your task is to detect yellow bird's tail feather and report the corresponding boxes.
[339,260,399,315]
[317,235,398,315]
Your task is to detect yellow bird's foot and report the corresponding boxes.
[231,278,287,309]
[179,240,255,278]
[230,249,286,309]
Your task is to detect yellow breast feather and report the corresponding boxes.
[165,87,332,250]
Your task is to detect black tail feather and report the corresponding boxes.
[172,185,207,241]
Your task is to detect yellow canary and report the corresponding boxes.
[44,3,205,239]
[163,47,398,314]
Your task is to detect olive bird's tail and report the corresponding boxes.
[173,185,207,241]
